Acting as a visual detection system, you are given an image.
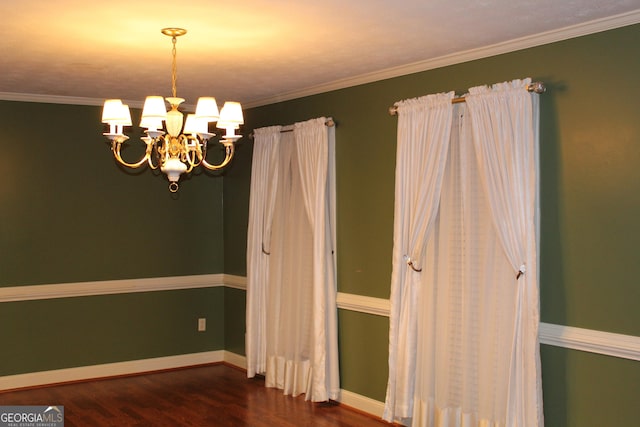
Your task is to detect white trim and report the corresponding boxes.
[245,9,640,107]
[0,274,231,302]
[3,275,639,363]
[0,351,225,391]
[334,291,640,362]
[223,351,248,370]
[338,389,385,419]
[223,274,248,290]
[539,323,640,362]
[0,350,386,421]
[0,92,144,108]
[2,10,638,109]
[219,352,386,419]
[336,292,390,317]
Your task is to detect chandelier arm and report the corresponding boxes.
[153,137,169,170]
[201,143,235,171]
[183,152,196,174]
[147,151,160,170]
[185,148,201,172]
[147,150,160,170]
[182,135,199,168]
[112,141,153,169]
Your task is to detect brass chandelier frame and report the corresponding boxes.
[102,28,242,192]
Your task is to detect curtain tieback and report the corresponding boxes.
[404,255,422,272]
[516,264,526,279]
[262,242,271,255]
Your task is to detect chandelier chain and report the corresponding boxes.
[171,36,178,98]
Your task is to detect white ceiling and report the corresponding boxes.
[1,1,639,108]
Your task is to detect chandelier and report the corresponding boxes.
[101,28,243,192]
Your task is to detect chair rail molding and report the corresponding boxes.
[0,274,237,302]
[2,275,638,361]
[334,292,640,362]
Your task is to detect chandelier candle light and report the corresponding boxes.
[101,28,244,192]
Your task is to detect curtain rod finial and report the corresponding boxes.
[529,82,546,94]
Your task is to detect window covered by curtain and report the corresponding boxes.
[246,118,339,402]
[384,79,542,427]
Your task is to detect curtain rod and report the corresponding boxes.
[249,118,335,139]
[388,82,545,116]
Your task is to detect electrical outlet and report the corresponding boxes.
[198,318,206,332]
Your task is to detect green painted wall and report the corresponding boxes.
[0,101,228,373]
[222,24,640,426]
[337,310,390,402]
[0,101,226,285]
[223,287,247,355]
[0,288,225,376]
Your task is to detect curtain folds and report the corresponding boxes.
[294,118,340,401]
[384,92,455,422]
[246,118,339,403]
[384,79,542,427]
[246,126,282,378]
[466,79,543,426]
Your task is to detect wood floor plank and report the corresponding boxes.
[0,364,392,426]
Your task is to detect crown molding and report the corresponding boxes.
[1,10,638,109]
[245,9,640,108]
[0,92,150,110]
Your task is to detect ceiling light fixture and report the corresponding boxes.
[101,28,243,192]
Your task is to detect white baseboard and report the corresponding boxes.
[223,351,248,370]
[221,352,385,419]
[0,350,386,422]
[0,350,225,391]
[338,389,386,418]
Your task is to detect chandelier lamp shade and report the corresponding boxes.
[101,28,244,192]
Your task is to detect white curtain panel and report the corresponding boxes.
[466,79,543,426]
[294,118,340,401]
[384,92,455,422]
[246,125,282,378]
[385,79,542,427]
[246,118,339,402]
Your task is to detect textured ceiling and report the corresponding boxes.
[1,1,639,108]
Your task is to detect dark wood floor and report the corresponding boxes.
[0,364,391,426]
